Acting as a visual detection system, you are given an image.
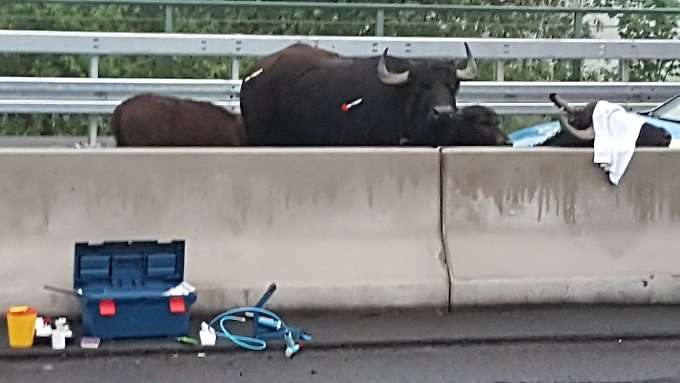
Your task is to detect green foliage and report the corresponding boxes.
[613,0,680,81]
[0,0,678,135]
[0,4,164,31]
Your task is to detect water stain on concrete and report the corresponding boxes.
[445,150,680,225]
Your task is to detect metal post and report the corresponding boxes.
[495,60,505,81]
[619,59,630,81]
[232,57,240,80]
[376,9,385,36]
[495,60,505,132]
[164,6,174,32]
[88,55,99,147]
[571,11,584,81]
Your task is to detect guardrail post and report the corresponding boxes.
[376,9,385,36]
[496,60,507,131]
[495,60,505,81]
[571,11,584,81]
[619,59,630,81]
[496,58,505,132]
[88,55,99,147]
[232,57,240,80]
[164,6,174,32]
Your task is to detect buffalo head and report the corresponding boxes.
[446,105,511,146]
[377,43,478,144]
[549,93,671,147]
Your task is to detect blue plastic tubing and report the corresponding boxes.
[208,306,290,351]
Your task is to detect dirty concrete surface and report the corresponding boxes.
[4,305,680,382]
[3,338,680,383]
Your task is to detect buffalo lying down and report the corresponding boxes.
[544,93,671,147]
[240,43,509,146]
[111,93,246,147]
[453,105,510,146]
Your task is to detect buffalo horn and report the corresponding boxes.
[558,114,595,140]
[377,48,410,86]
[549,93,578,114]
[455,43,478,80]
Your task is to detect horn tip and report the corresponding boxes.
[463,42,472,56]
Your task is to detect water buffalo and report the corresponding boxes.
[111,93,246,147]
[240,42,508,146]
[545,93,671,147]
[452,105,510,146]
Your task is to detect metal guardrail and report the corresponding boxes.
[0,99,240,114]
[0,100,660,116]
[0,77,242,100]
[3,30,680,60]
[0,78,674,141]
[1,77,678,106]
[0,135,116,148]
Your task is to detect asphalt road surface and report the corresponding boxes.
[3,338,680,383]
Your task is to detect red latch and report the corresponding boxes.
[169,296,186,314]
[99,299,116,317]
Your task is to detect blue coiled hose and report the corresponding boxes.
[208,306,290,351]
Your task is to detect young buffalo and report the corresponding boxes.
[111,93,246,147]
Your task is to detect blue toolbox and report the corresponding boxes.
[73,240,197,340]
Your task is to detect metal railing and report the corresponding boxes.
[4,30,678,87]
[4,29,679,85]
[0,99,239,114]
[0,77,671,137]
[2,30,680,144]
[4,30,679,60]
[0,100,661,115]
[0,77,242,100]
[2,77,677,106]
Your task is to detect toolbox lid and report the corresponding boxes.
[73,240,186,292]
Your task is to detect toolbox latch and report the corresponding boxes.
[169,296,186,314]
[99,299,116,317]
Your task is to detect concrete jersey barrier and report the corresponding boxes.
[4,147,680,315]
[442,147,680,306]
[0,148,447,315]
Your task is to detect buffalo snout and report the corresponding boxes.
[430,105,462,125]
[433,105,454,116]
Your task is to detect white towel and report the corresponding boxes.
[591,100,646,186]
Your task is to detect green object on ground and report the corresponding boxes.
[176,336,198,345]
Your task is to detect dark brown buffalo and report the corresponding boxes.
[452,105,510,146]
[239,42,511,146]
[111,93,246,147]
[546,93,671,147]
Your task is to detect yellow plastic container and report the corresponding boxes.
[6,306,38,348]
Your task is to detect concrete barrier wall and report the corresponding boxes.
[5,147,680,316]
[442,148,680,306]
[0,148,447,315]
